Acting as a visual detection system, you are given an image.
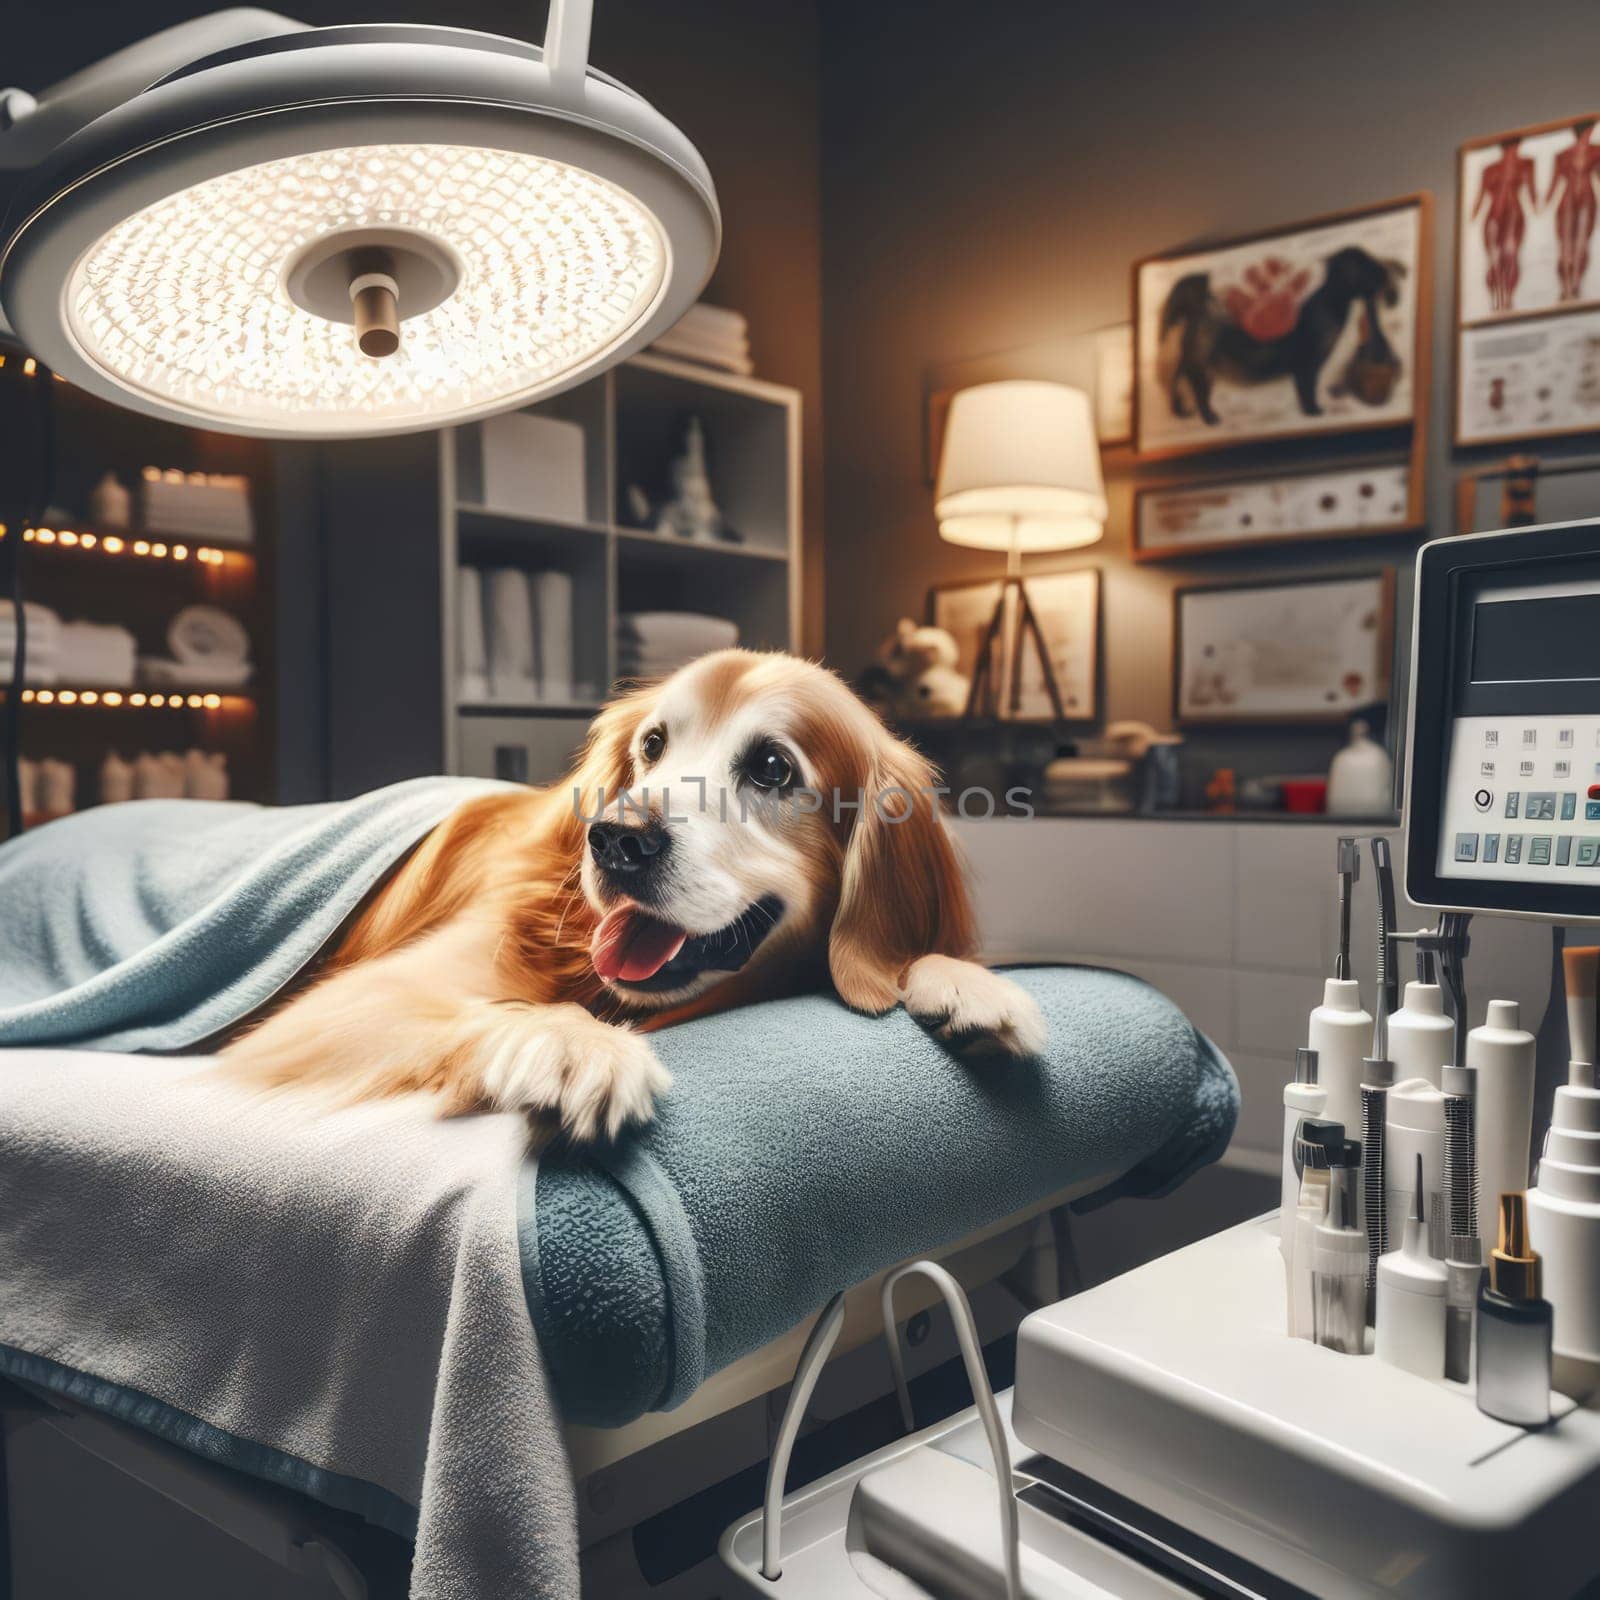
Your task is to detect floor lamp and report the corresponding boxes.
[934,381,1106,720]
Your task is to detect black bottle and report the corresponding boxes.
[1476,1192,1553,1427]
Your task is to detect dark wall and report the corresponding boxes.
[817,0,1600,784]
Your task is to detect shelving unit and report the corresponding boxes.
[439,353,801,785]
[1,367,275,825]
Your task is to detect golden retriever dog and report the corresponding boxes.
[224,650,1046,1141]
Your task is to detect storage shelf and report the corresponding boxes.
[457,700,599,718]
[455,505,610,539]
[613,526,788,562]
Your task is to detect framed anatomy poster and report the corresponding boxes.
[1134,459,1420,562]
[1134,195,1431,458]
[1457,115,1600,444]
[1173,571,1396,726]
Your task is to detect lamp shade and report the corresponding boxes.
[935,380,1107,552]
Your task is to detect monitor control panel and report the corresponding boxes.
[1439,715,1600,884]
[1406,520,1600,921]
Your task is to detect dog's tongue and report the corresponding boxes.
[591,904,688,983]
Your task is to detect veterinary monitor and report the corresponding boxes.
[1406,518,1600,922]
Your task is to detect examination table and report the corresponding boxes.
[0,782,1238,1597]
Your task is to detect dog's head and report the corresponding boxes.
[569,650,975,1012]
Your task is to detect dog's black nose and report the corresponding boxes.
[588,819,669,875]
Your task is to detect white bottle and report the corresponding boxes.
[1281,1047,1328,1259]
[1309,979,1372,1138]
[1527,1063,1600,1370]
[1386,1077,1446,1259]
[1376,1155,1448,1378]
[1387,981,1455,1090]
[1326,718,1393,816]
[1470,1001,1537,1249]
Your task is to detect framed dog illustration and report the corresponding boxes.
[1134,196,1432,459]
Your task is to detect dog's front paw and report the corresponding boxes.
[902,956,1047,1061]
[476,1004,671,1141]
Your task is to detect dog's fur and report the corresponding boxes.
[223,651,1045,1141]
[1160,245,1404,425]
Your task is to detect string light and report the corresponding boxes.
[11,687,250,709]
[0,525,239,567]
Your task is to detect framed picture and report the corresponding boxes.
[1094,324,1133,445]
[1134,458,1421,562]
[1134,195,1431,458]
[930,567,1100,722]
[1173,570,1396,726]
[1456,116,1600,445]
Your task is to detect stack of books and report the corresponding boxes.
[650,304,752,376]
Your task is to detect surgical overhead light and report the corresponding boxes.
[0,3,720,437]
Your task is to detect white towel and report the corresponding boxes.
[531,571,574,703]
[168,605,250,669]
[485,568,537,703]
[617,612,739,651]
[134,752,187,800]
[139,658,254,689]
[55,622,137,688]
[0,603,62,685]
[457,566,489,704]
[675,304,748,339]
[37,759,75,815]
[16,758,38,817]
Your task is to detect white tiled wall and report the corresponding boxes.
[952,817,1567,1170]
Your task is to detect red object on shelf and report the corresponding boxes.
[1281,778,1328,814]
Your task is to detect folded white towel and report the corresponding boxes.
[56,622,137,688]
[531,570,575,703]
[134,751,187,801]
[617,612,739,650]
[139,657,254,689]
[38,758,75,815]
[675,304,748,339]
[485,568,536,702]
[0,603,63,685]
[457,566,489,703]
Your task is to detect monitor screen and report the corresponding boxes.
[1471,593,1600,684]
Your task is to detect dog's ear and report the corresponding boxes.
[828,737,977,1013]
[567,682,656,818]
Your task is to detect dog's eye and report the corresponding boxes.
[641,728,666,764]
[745,742,794,791]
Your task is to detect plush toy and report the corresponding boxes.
[858,618,970,719]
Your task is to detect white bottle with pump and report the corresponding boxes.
[1527,1062,1600,1371]
[1375,1153,1448,1378]
[1387,981,1455,1091]
[1470,1001,1537,1250]
[1309,979,1372,1143]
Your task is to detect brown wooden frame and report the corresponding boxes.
[1171,568,1397,728]
[928,566,1102,726]
[1132,447,1425,563]
[1454,114,1600,448]
[1132,193,1434,461]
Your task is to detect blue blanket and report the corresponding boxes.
[0,781,1238,1427]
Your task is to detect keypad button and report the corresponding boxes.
[1474,788,1494,812]
[1506,792,1521,819]
[1563,792,1579,821]
[1485,730,1500,748]
[1484,834,1501,863]
[1561,729,1576,747]
[1455,833,1480,862]
[1524,729,1539,747]
[1531,837,1553,866]
[1589,802,1600,822]
[1528,793,1559,821]
[1578,839,1600,868]
[1506,835,1524,864]
[1558,836,1574,867]
[1481,761,1496,778]
[1557,761,1573,779]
